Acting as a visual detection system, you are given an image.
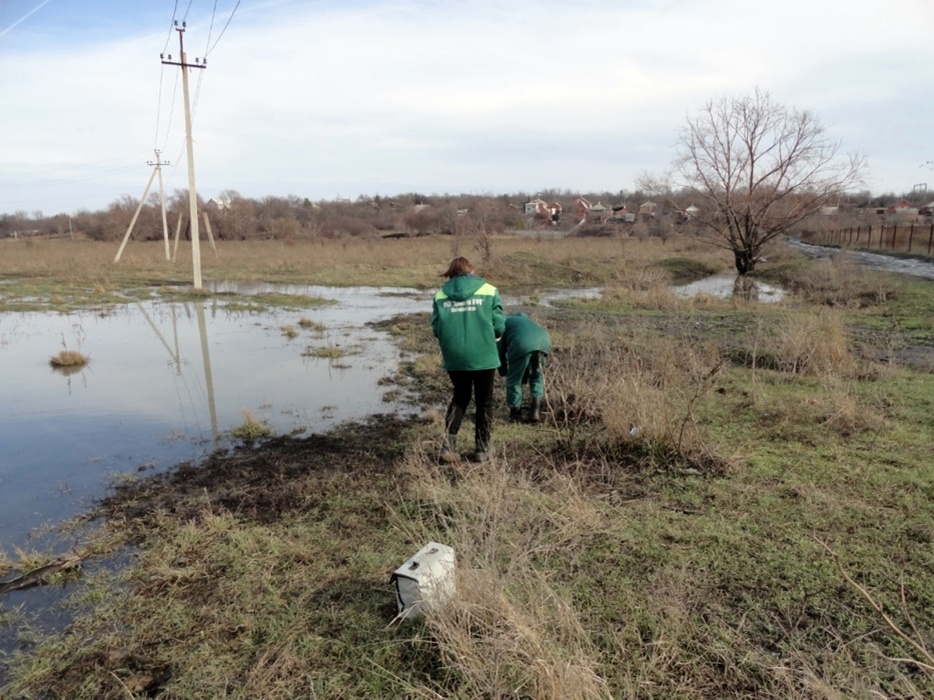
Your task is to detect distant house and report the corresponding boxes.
[611,204,635,223]
[684,204,700,218]
[575,197,593,219]
[524,198,548,215]
[205,197,232,211]
[639,201,657,218]
[820,206,839,216]
[587,202,609,223]
[886,200,919,220]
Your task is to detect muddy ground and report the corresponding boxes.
[92,413,419,536]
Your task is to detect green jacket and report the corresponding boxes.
[431,274,505,371]
[498,312,551,374]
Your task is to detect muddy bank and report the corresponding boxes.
[93,414,418,533]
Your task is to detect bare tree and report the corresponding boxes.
[671,88,866,274]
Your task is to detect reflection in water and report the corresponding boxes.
[136,301,218,440]
[196,301,219,441]
[0,286,430,554]
[673,273,786,303]
[733,274,758,302]
[50,363,86,377]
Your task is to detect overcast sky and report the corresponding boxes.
[1,0,932,216]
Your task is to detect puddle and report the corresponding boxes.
[511,287,603,306]
[673,273,787,303]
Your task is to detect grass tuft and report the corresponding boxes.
[49,349,89,368]
[230,409,273,441]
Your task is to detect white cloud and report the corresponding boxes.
[1,0,932,214]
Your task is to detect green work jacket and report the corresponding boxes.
[498,312,551,374]
[431,274,505,371]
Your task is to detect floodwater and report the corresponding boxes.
[673,273,787,303]
[672,237,934,302]
[0,283,599,557]
[788,238,934,280]
[0,285,433,556]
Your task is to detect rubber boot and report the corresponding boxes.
[529,397,542,423]
[469,442,489,463]
[508,406,523,423]
[438,434,459,463]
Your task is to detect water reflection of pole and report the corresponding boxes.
[196,301,219,441]
[135,302,181,371]
[171,305,181,373]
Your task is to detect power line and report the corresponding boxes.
[1,153,151,179]
[0,0,54,39]
[155,64,181,153]
[206,1,240,56]
[205,0,219,55]
[161,0,180,54]
[0,164,146,191]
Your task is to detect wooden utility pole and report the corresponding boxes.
[162,22,207,289]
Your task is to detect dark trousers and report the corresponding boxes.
[445,369,495,449]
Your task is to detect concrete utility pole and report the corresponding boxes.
[162,21,207,289]
[152,150,171,260]
[113,149,170,263]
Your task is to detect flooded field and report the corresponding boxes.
[0,285,434,555]
[0,283,603,556]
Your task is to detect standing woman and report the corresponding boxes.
[431,257,505,462]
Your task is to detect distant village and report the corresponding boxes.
[3,188,933,242]
[518,195,934,229]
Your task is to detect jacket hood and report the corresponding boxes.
[441,274,486,301]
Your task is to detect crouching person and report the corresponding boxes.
[498,312,551,423]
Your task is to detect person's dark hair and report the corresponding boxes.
[440,257,476,278]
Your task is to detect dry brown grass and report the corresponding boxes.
[0,234,733,290]
[773,253,895,309]
[396,450,614,699]
[49,349,89,368]
[774,308,856,377]
[544,322,724,465]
